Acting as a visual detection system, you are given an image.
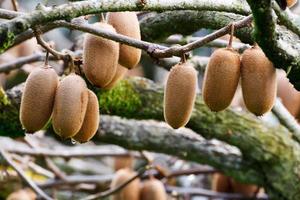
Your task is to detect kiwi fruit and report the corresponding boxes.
[111,168,140,200]
[277,70,300,117]
[287,0,297,7]
[211,173,231,193]
[103,64,128,89]
[83,22,119,88]
[241,45,277,116]
[52,74,88,139]
[140,178,167,200]
[230,179,258,197]
[107,12,141,69]
[20,66,58,133]
[164,63,197,129]
[114,155,134,171]
[202,48,241,112]
[72,90,99,143]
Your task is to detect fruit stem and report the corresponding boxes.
[44,51,49,67]
[100,13,107,23]
[180,54,187,64]
[228,23,235,49]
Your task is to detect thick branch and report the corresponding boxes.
[2,77,300,200]
[0,0,250,51]
[246,0,300,90]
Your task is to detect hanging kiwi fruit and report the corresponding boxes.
[52,73,88,139]
[241,44,277,116]
[107,12,141,69]
[20,52,58,133]
[110,168,140,200]
[163,59,197,129]
[202,24,241,112]
[140,177,168,200]
[103,64,128,89]
[72,89,100,143]
[83,22,119,88]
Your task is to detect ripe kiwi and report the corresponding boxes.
[52,74,88,139]
[111,168,140,200]
[211,173,231,193]
[83,22,119,88]
[230,179,258,197]
[103,64,128,89]
[277,70,300,117]
[72,90,99,143]
[164,63,197,129]
[140,178,167,200]
[20,66,58,133]
[202,48,241,112]
[287,0,297,7]
[107,12,141,69]
[241,45,277,116]
[114,155,134,171]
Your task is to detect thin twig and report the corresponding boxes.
[0,149,54,200]
[272,99,300,143]
[0,50,82,74]
[82,165,151,200]
[33,28,66,59]
[152,15,252,58]
[11,0,18,11]
[5,146,140,158]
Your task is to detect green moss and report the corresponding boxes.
[0,30,15,53]
[0,87,24,138]
[98,80,142,118]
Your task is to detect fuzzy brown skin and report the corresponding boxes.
[114,155,134,171]
[20,66,58,133]
[230,179,258,197]
[83,22,119,88]
[107,12,141,69]
[164,63,197,129]
[211,173,232,193]
[52,74,88,139]
[140,178,167,200]
[111,168,140,200]
[72,90,99,143]
[277,70,300,117]
[241,46,277,116]
[202,48,241,112]
[103,64,128,89]
[287,0,297,7]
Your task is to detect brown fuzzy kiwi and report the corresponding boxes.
[202,48,241,112]
[277,70,300,117]
[241,45,277,116]
[287,0,297,7]
[114,155,134,171]
[164,63,197,129]
[211,173,232,193]
[140,178,167,200]
[52,74,88,139]
[103,64,128,89]
[83,22,119,88]
[107,12,141,69]
[72,90,99,143]
[20,66,58,133]
[111,168,140,200]
[230,179,258,197]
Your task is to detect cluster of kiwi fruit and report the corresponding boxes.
[202,41,277,116]
[212,173,260,198]
[111,155,168,200]
[163,62,198,129]
[83,12,141,88]
[19,12,141,142]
